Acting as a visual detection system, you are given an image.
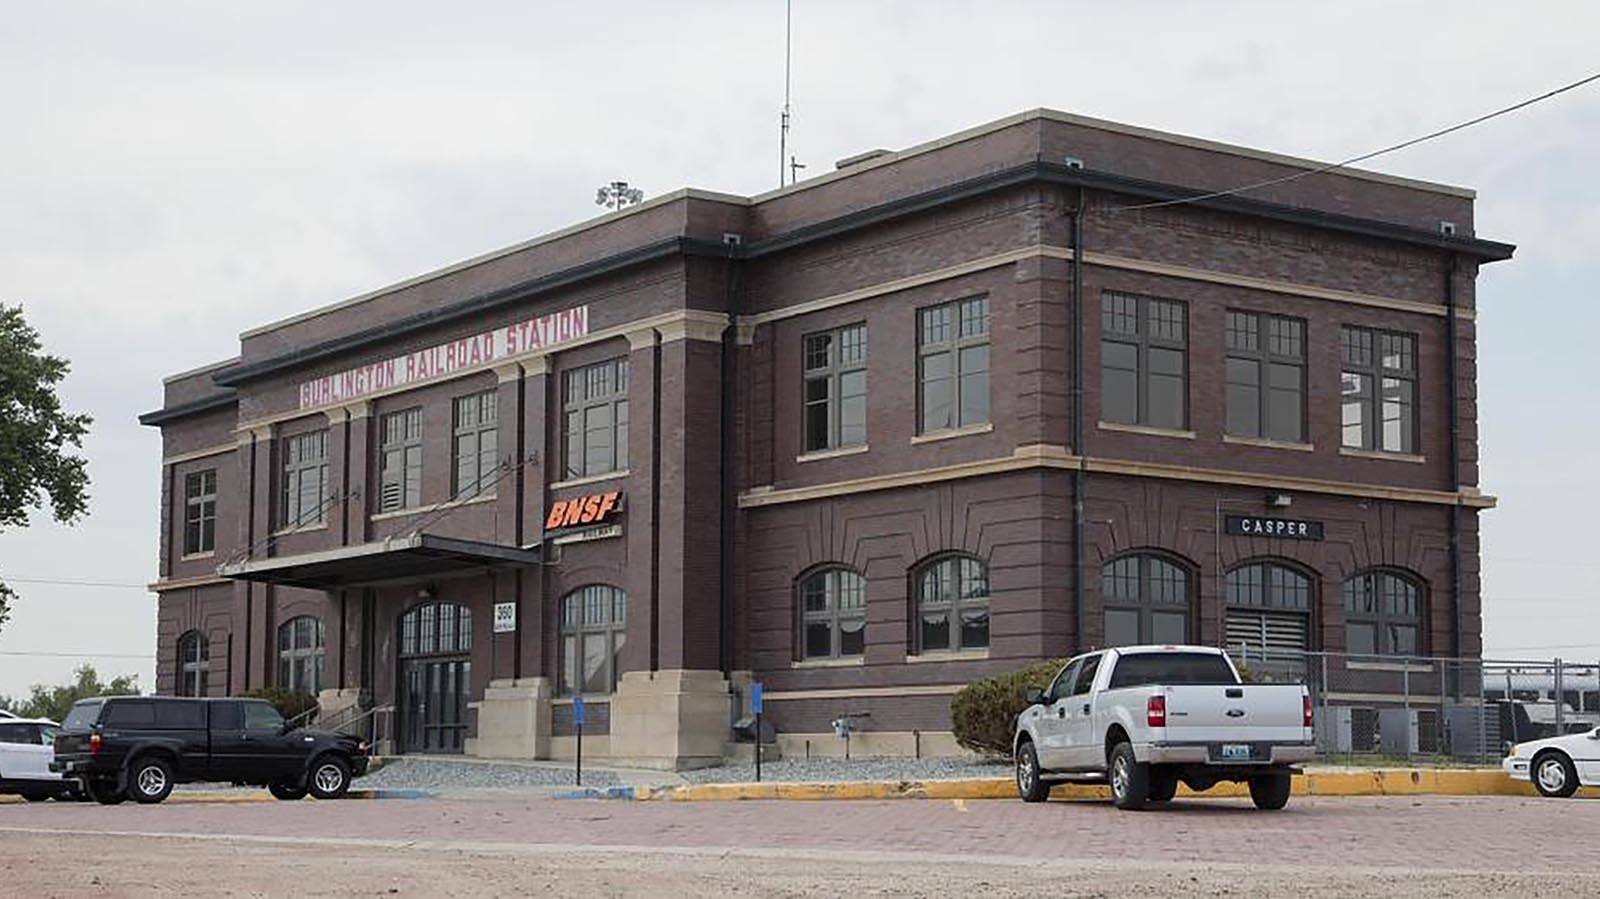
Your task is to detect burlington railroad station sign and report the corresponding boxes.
[1224,515,1325,541]
[297,304,591,409]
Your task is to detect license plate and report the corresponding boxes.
[1220,743,1252,760]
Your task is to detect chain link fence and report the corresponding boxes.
[1228,646,1600,765]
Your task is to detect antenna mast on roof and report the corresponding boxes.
[779,0,795,187]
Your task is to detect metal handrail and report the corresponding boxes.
[285,704,321,729]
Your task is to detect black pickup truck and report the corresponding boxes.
[52,696,369,804]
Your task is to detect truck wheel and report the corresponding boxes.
[1148,769,1178,803]
[21,787,54,802]
[268,782,308,801]
[87,778,127,805]
[130,756,175,804]
[1108,742,1150,810]
[1015,740,1051,803]
[307,755,351,800]
[1533,751,1579,798]
[1248,771,1292,810]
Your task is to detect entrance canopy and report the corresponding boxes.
[218,533,541,591]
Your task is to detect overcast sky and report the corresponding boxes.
[2,2,1597,699]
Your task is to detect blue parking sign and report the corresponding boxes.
[751,682,763,715]
[573,695,584,727]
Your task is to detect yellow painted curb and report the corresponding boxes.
[640,769,1600,802]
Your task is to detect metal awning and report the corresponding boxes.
[217,533,541,590]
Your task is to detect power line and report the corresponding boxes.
[1112,69,1600,213]
[0,650,154,659]
[3,577,150,589]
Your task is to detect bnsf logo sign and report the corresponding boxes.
[545,490,622,530]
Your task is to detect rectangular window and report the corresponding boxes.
[917,297,989,433]
[562,358,629,479]
[1101,292,1187,429]
[379,408,423,512]
[1225,311,1306,443]
[183,469,218,554]
[1342,326,1416,453]
[802,323,868,452]
[281,430,329,528]
[452,391,499,499]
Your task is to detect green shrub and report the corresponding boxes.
[242,687,318,723]
[950,658,1066,757]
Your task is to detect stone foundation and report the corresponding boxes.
[465,677,553,760]
[608,669,732,770]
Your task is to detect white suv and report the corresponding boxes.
[0,717,75,801]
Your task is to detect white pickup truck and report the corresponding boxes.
[1012,645,1314,810]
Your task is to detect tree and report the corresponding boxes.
[11,664,139,723]
[0,304,91,636]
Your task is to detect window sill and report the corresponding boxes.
[1345,660,1434,673]
[906,648,990,663]
[272,523,328,536]
[1223,435,1314,452]
[797,444,869,463]
[180,551,216,562]
[1098,421,1196,440]
[791,656,865,669]
[1339,447,1426,464]
[549,470,630,490]
[370,493,498,522]
[911,422,993,445]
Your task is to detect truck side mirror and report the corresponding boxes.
[1024,687,1046,707]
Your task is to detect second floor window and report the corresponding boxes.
[380,408,423,512]
[918,297,990,433]
[1225,312,1306,443]
[183,469,217,555]
[1342,326,1416,453]
[1102,292,1187,430]
[803,323,867,452]
[453,391,498,499]
[563,358,629,479]
[281,430,329,528]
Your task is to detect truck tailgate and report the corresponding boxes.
[1161,684,1307,744]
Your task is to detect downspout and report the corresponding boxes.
[1445,254,1463,689]
[513,366,527,680]
[1071,187,1088,653]
[719,251,740,677]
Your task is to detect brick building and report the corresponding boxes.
[140,109,1513,766]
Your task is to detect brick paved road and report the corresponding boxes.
[5,794,1597,873]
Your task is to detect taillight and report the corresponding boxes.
[1303,695,1313,728]
[88,733,102,753]
[1147,694,1166,728]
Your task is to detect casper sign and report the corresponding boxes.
[1224,515,1325,541]
[297,305,590,410]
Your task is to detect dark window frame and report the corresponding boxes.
[1223,561,1315,667]
[400,601,474,658]
[276,615,325,694]
[1225,311,1307,443]
[798,567,868,660]
[558,585,628,696]
[1101,553,1193,647]
[916,296,990,434]
[1341,325,1417,454]
[802,323,868,453]
[912,554,990,653]
[379,407,423,512]
[280,430,329,528]
[562,358,630,480]
[452,391,499,499]
[1342,570,1424,657]
[177,630,209,698]
[182,468,218,555]
[1100,291,1189,430]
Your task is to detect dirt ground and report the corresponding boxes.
[1,830,1597,898]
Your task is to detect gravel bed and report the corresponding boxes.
[680,756,1007,784]
[360,757,620,790]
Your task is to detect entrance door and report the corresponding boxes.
[398,602,474,754]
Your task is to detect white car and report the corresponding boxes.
[0,716,75,801]
[0,709,17,718]
[1503,727,1600,798]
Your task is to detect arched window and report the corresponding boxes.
[1102,554,1190,647]
[799,567,866,660]
[277,616,325,694]
[1343,571,1423,657]
[1224,562,1312,665]
[560,586,627,695]
[177,631,209,697]
[400,602,473,657]
[915,555,989,653]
